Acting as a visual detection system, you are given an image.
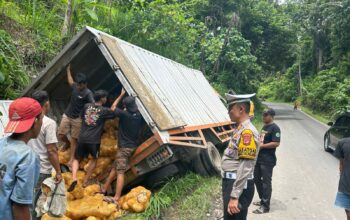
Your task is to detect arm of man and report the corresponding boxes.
[261,142,280,149]
[334,140,344,173]
[44,121,62,182]
[340,159,344,173]
[47,143,62,182]
[111,88,126,112]
[261,125,281,149]
[67,64,74,87]
[87,90,95,104]
[12,203,31,220]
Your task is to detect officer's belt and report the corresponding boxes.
[223,171,254,180]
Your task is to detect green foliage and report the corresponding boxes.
[259,64,298,102]
[303,65,350,118]
[0,30,28,99]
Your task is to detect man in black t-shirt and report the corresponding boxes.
[58,64,94,167]
[334,138,350,219]
[253,108,281,214]
[102,89,144,202]
[68,90,115,190]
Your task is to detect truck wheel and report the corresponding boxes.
[192,155,210,176]
[200,142,221,176]
[192,142,221,176]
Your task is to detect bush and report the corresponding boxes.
[258,64,298,102]
[303,67,350,118]
[0,30,28,99]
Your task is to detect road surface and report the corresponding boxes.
[247,103,344,220]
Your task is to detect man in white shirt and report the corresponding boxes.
[28,91,62,197]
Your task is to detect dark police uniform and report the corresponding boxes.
[221,93,260,220]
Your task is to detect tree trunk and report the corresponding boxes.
[317,47,323,71]
[62,0,73,37]
[213,12,240,74]
[298,60,303,96]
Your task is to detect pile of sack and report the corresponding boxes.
[54,119,151,219]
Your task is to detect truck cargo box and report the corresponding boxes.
[22,26,236,184]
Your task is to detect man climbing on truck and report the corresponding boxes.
[68,90,117,190]
[102,89,144,203]
[58,64,94,169]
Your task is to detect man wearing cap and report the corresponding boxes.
[222,93,260,220]
[253,108,281,214]
[58,64,94,168]
[0,97,43,220]
[68,90,119,190]
[102,89,144,202]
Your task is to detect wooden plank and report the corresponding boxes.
[169,136,203,141]
[198,129,207,146]
[168,121,234,135]
[130,136,161,165]
[168,140,206,149]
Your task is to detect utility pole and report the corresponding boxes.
[297,35,303,97]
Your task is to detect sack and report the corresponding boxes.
[35,177,67,217]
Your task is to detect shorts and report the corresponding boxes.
[335,192,350,211]
[58,114,82,139]
[114,148,135,174]
[74,142,100,160]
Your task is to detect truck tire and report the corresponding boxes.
[200,142,221,176]
[192,142,221,176]
[192,155,210,176]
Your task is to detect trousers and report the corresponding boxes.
[254,163,274,209]
[222,178,255,220]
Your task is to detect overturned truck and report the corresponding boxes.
[23,26,235,187]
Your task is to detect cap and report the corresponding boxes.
[225,93,256,106]
[263,108,276,117]
[5,97,42,133]
[123,96,138,113]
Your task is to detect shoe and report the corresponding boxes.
[253,201,262,206]
[253,206,269,214]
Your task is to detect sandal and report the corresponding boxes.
[103,196,120,208]
[67,180,77,192]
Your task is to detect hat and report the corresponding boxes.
[123,96,138,113]
[263,108,276,117]
[225,93,256,106]
[5,97,42,133]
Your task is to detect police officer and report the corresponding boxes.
[222,93,260,220]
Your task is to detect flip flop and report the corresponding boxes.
[83,179,99,188]
[67,180,77,192]
[103,196,120,208]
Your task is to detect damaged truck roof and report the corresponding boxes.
[23,26,230,131]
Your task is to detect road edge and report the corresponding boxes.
[265,102,330,130]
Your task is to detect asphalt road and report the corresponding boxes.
[247,103,344,220]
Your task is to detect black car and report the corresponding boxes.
[324,113,350,152]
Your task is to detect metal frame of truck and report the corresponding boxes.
[22,27,235,186]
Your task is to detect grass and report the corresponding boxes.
[298,105,331,125]
[174,177,220,220]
